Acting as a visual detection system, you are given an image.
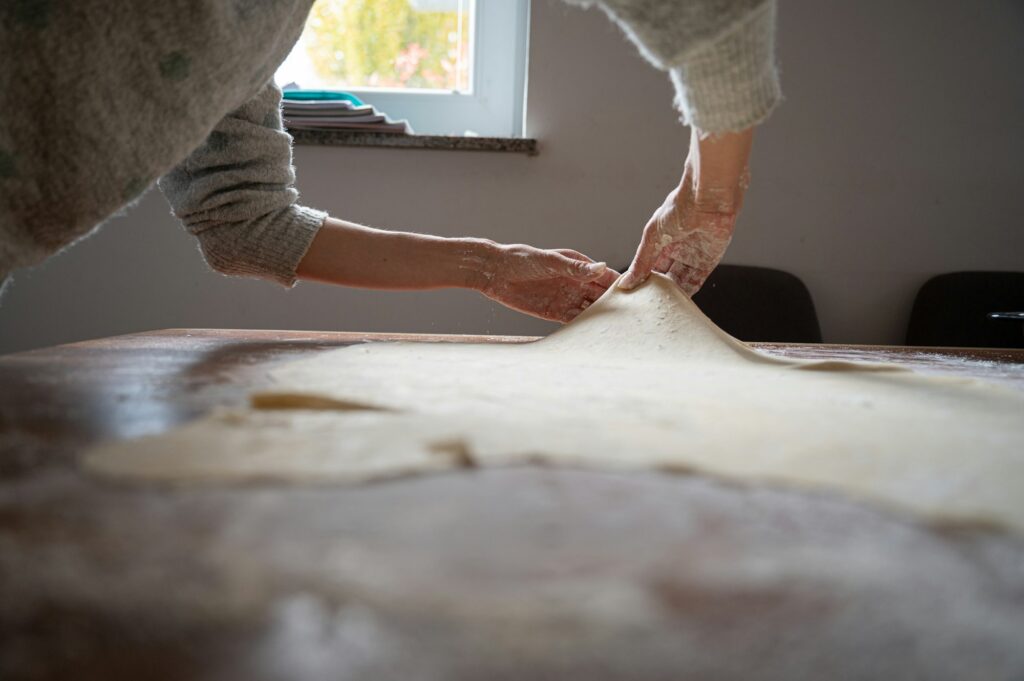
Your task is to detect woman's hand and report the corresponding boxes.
[298,217,617,323]
[620,126,754,295]
[478,244,620,323]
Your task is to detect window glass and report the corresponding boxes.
[277,0,473,93]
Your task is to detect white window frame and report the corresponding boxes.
[285,0,530,138]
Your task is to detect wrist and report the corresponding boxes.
[680,127,753,214]
[454,238,500,292]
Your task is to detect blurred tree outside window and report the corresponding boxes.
[278,0,473,92]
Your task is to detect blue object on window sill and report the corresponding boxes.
[282,90,365,107]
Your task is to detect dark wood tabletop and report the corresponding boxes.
[2,329,1024,681]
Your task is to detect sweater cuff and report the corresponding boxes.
[199,205,327,288]
[669,1,781,134]
[263,205,328,287]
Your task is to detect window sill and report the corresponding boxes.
[289,129,538,156]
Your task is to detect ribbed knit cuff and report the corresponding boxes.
[198,204,327,288]
[262,204,328,287]
[669,1,781,134]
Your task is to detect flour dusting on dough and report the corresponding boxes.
[85,275,1024,533]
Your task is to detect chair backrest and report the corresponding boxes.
[906,271,1024,348]
[692,265,822,343]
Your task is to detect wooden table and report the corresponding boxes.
[2,330,1023,680]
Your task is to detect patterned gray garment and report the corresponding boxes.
[0,0,779,290]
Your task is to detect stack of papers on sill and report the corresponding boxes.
[282,99,412,135]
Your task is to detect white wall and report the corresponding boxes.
[2,0,1022,354]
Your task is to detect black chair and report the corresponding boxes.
[905,272,1024,348]
[691,265,822,343]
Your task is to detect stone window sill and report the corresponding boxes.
[289,129,539,156]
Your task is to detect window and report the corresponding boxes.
[276,0,530,137]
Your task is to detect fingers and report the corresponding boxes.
[544,252,607,282]
[619,227,662,291]
[562,298,589,321]
[582,282,610,305]
[666,259,693,295]
[685,269,713,296]
[564,308,584,322]
[575,270,620,310]
[544,249,622,286]
[556,248,592,262]
[557,278,608,324]
[496,250,618,324]
[594,266,621,290]
[563,279,614,323]
[560,250,619,289]
[667,259,709,297]
[553,249,618,286]
[652,250,675,275]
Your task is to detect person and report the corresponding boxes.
[0,0,779,322]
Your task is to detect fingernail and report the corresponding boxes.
[585,262,607,275]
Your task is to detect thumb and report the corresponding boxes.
[619,234,660,291]
[547,254,607,282]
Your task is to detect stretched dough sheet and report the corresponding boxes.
[86,275,1024,532]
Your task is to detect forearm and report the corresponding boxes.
[296,216,492,291]
[684,126,754,213]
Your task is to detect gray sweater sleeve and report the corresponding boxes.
[0,0,314,285]
[158,82,327,287]
[571,0,781,133]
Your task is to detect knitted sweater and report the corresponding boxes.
[0,0,779,289]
